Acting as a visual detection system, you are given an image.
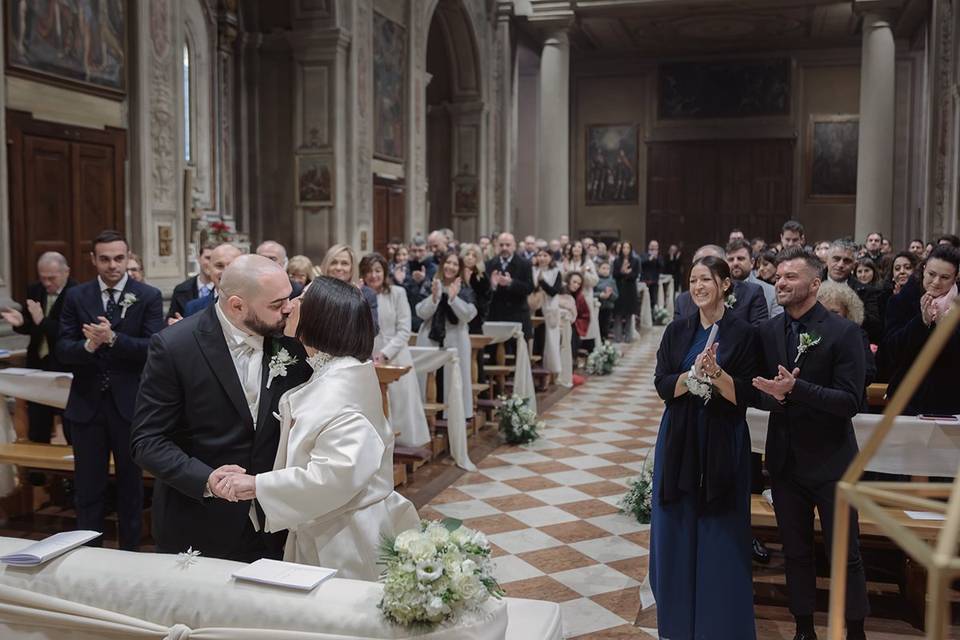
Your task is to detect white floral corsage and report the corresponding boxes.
[176,547,201,568]
[724,292,737,309]
[119,293,137,319]
[795,331,822,364]
[267,347,298,388]
[684,365,713,403]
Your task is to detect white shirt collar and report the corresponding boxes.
[214,300,264,352]
[197,275,213,292]
[98,274,128,295]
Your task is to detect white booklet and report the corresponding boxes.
[0,530,101,566]
[232,558,337,591]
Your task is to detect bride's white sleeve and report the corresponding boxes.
[255,412,385,532]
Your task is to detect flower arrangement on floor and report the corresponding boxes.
[495,394,543,445]
[379,519,504,627]
[619,456,654,524]
[652,305,670,325]
[585,340,620,376]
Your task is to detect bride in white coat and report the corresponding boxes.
[215,277,420,581]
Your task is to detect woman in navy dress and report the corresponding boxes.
[649,256,758,639]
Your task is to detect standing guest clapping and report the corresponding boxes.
[612,241,640,342]
[57,231,163,550]
[485,232,534,340]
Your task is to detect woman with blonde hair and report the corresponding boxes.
[321,244,357,283]
[287,255,315,287]
[459,243,490,335]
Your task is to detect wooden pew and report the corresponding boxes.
[866,383,888,409]
[374,364,429,487]
[469,335,494,433]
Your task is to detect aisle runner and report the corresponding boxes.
[420,330,665,639]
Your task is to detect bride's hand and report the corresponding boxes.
[216,472,256,502]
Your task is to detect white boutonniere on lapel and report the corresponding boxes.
[724,292,737,309]
[119,293,137,319]
[795,331,822,363]
[266,346,298,389]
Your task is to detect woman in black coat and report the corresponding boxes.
[612,241,640,341]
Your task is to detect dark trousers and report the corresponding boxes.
[598,308,613,341]
[27,401,63,444]
[69,393,143,551]
[771,472,870,621]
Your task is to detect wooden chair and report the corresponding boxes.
[375,364,428,487]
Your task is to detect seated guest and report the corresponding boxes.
[183,243,243,318]
[214,277,420,580]
[883,245,960,415]
[754,250,779,286]
[359,253,429,448]
[676,245,768,326]
[127,253,145,283]
[485,232,534,339]
[1,252,76,443]
[889,251,919,296]
[826,240,884,344]
[817,281,876,409]
[416,252,477,425]
[287,255,315,288]
[167,243,215,323]
[594,261,618,341]
[258,240,304,297]
[855,257,880,287]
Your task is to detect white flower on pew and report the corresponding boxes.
[176,547,201,568]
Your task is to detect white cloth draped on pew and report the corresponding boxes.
[636,283,652,331]
[746,408,960,477]
[557,313,574,389]
[481,322,537,414]
[659,275,675,318]
[409,347,474,471]
[0,538,562,640]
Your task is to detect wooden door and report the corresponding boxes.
[8,111,125,301]
[373,178,405,256]
[647,139,793,255]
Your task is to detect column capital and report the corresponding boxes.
[852,0,905,19]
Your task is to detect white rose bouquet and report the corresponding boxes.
[379,519,504,627]
[619,455,653,524]
[586,340,621,375]
[494,394,542,445]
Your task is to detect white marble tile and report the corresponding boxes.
[520,438,561,451]
[583,430,631,443]
[605,411,646,421]
[571,442,624,455]
[493,555,544,584]
[479,465,537,482]
[587,513,649,536]
[541,418,584,429]
[508,505,580,527]
[431,500,501,520]
[560,455,614,470]
[558,597,629,638]
[571,536,649,563]
[487,529,563,554]
[599,494,625,507]
[456,482,521,500]
[540,428,573,439]
[589,421,636,432]
[551,563,639,597]
[525,486,594,506]
[542,469,604,486]
[494,451,552,465]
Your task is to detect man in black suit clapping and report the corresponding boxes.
[485,232,534,339]
[752,246,869,640]
[2,252,76,443]
[56,231,164,550]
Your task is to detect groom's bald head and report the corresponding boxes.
[219,254,293,336]
[219,254,285,299]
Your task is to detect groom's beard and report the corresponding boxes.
[243,309,286,337]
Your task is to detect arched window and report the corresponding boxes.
[183,41,193,165]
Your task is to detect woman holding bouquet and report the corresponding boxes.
[649,256,758,639]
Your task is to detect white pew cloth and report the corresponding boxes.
[637,283,652,330]
[659,275,675,317]
[409,347,474,471]
[746,408,960,477]
[0,537,562,640]
[481,322,537,414]
[557,309,575,389]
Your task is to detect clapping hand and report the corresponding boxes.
[208,464,246,501]
[393,265,406,284]
[82,316,114,350]
[431,278,442,302]
[921,293,938,326]
[499,271,513,287]
[447,277,462,300]
[25,299,44,325]
[412,267,426,283]
[694,343,720,378]
[0,308,24,328]
[752,365,800,402]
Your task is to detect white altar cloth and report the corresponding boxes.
[481,322,537,414]
[746,408,960,477]
[409,346,474,471]
[0,537,562,640]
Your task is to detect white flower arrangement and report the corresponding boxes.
[176,547,201,569]
[494,394,542,445]
[652,305,670,325]
[684,364,713,403]
[795,331,822,364]
[379,519,503,627]
[586,340,621,376]
[619,455,653,524]
[266,347,298,389]
[119,292,137,319]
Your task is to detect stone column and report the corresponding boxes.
[495,6,514,234]
[854,10,897,241]
[216,7,239,223]
[537,31,569,241]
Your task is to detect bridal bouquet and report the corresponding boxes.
[586,340,620,375]
[495,394,542,445]
[379,519,504,627]
[619,456,653,524]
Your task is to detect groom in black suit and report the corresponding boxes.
[752,246,869,640]
[56,230,164,550]
[131,255,311,562]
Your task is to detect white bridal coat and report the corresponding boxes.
[256,356,420,581]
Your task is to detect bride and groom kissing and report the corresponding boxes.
[130,255,419,580]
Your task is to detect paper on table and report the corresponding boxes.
[0,530,101,566]
[232,558,337,591]
[904,511,946,521]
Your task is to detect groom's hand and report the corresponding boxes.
[208,464,246,501]
[216,472,257,502]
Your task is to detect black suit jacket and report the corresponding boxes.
[674,279,769,326]
[167,275,201,321]
[130,303,312,557]
[14,279,77,370]
[56,278,164,424]
[485,254,534,337]
[754,302,864,483]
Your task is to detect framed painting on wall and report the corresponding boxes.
[296,154,334,207]
[586,124,639,206]
[5,0,127,98]
[806,115,859,202]
[373,12,405,162]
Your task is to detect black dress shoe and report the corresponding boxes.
[752,537,770,564]
[792,632,817,640]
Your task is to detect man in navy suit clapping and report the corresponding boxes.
[56,230,163,550]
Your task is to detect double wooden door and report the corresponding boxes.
[646,139,794,253]
[7,111,126,302]
[373,177,406,256]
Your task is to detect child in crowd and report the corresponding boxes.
[594,261,618,341]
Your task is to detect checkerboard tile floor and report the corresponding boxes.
[419,331,665,639]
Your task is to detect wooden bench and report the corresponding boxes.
[866,383,888,409]
[375,364,414,487]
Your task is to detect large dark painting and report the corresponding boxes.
[586,124,638,205]
[6,0,126,98]
[373,12,405,162]
[807,115,859,201]
[659,59,790,119]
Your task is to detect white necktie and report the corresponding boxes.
[235,337,262,423]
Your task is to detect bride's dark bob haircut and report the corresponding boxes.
[296,276,374,360]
